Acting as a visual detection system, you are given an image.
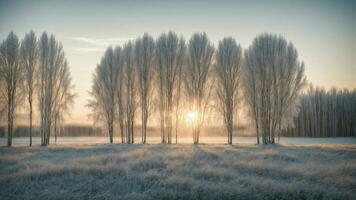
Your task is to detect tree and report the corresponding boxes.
[114,46,126,143]
[215,37,242,144]
[38,32,74,146]
[88,47,118,144]
[244,33,306,144]
[135,33,155,144]
[20,30,38,146]
[184,33,214,144]
[0,31,22,146]
[122,42,137,144]
[155,31,185,144]
[174,52,184,144]
[243,45,261,144]
[53,60,75,144]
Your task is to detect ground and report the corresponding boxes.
[0,140,356,200]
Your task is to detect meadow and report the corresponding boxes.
[1,139,355,200]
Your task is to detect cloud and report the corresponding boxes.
[69,37,134,46]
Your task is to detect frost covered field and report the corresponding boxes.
[1,141,356,200]
[2,136,356,146]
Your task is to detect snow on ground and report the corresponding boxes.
[0,142,355,199]
[1,136,356,146]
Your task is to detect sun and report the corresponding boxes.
[186,111,198,123]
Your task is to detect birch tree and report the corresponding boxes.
[135,33,155,144]
[0,31,22,146]
[38,32,75,145]
[88,47,118,144]
[20,30,38,146]
[184,33,214,144]
[244,33,306,144]
[215,37,242,144]
[156,32,185,144]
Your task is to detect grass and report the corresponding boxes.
[0,143,355,200]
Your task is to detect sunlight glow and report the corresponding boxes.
[186,111,198,124]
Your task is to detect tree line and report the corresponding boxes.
[88,32,306,145]
[283,86,356,137]
[3,30,352,146]
[0,31,75,146]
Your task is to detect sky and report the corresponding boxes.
[1,0,355,124]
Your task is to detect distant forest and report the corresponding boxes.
[284,86,356,137]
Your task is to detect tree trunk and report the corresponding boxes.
[142,110,147,144]
[29,102,32,146]
[175,121,178,144]
[142,112,145,144]
[7,102,11,146]
[144,117,147,144]
[120,122,124,143]
[109,119,113,144]
[131,120,134,144]
[256,122,260,144]
[54,118,57,144]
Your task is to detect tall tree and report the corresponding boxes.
[0,31,22,146]
[122,42,137,144]
[244,33,306,144]
[244,49,261,144]
[88,47,118,144]
[184,33,214,144]
[215,37,242,144]
[38,32,74,145]
[174,54,184,144]
[53,60,75,144]
[156,32,185,144]
[20,30,38,146]
[114,46,126,143]
[135,33,155,144]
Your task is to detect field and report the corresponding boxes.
[1,138,356,200]
[2,136,356,146]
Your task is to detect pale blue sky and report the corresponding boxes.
[1,0,355,123]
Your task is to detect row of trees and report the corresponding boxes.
[284,86,356,137]
[89,32,306,144]
[0,31,75,146]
